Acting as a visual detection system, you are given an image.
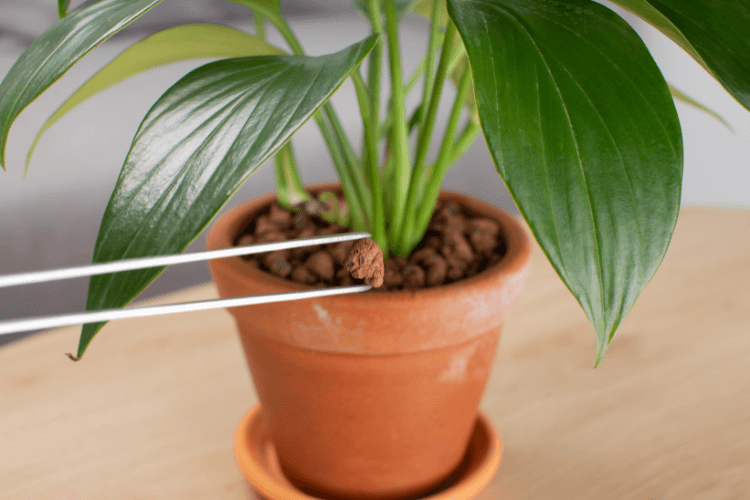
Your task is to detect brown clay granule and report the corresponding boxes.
[345,238,384,288]
[234,194,507,291]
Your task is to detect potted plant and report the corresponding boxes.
[1,0,748,498]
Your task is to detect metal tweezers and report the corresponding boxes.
[0,233,372,337]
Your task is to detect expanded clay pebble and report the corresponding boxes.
[345,238,384,288]
[237,195,507,291]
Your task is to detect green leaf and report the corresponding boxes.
[58,0,71,19]
[448,0,683,366]
[26,24,284,170]
[0,0,162,170]
[668,84,734,132]
[76,35,378,359]
[610,0,750,112]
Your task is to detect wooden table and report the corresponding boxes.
[2,209,749,500]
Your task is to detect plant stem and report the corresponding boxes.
[405,57,427,95]
[366,0,395,234]
[272,18,304,56]
[398,22,456,250]
[308,108,368,225]
[419,0,445,133]
[379,100,424,154]
[448,120,480,165]
[447,39,466,77]
[366,0,383,145]
[271,12,368,229]
[316,112,368,232]
[274,142,311,208]
[408,65,474,253]
[352,69,387,253]
[254,12,266,40]
[351,69,371,126]
[259,9,311,212]
[384,0,411,251]
[323,104,373,220]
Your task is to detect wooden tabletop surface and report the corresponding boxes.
[1,208,749,500]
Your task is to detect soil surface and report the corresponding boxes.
[234,194,507,291]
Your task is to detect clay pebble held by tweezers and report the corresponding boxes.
[345,238,384,288]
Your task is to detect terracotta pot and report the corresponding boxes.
[207,183,531,499]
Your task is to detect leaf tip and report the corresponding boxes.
[593,336,611,368]
[76,324,99,360]
[363,33,381,52]
[24,143,37,176]
[57,0,70,19]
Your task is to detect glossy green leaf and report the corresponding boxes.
[0,0,162,170]
[58,0,71,18]
[668,84,734,132]
[448,0,683,366]
[26,24,284,170]
[76,35,378,359]
[610,0,750,111]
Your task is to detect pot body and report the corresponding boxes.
[207,184,531,499]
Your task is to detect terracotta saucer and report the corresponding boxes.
[234,405,503,500]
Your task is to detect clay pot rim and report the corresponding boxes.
[207,182,531,302]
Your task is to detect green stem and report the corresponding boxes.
[351,70,372,125]
[398,22,456,250]
[310,109,358,205]
[447,40,466,77]
[366,0,383,145]
[448,120,480,166]
[224,1,304,55]
[405,57,427,95]
[270,12,367,229]
[272,18,304,56]
[415,122,480,198]
[379,102,423,151]
[384,0,411,251]
[316,112,367,232]
[409,65,474,253]
[365,0,387,254]
[274,142,311,208]
[420,0,445,133]
[379,29,454,144]
[352,69,387,253]
[323,104,373,219]
[254,12,266,40]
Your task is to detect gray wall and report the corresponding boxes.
[1,1,748,347]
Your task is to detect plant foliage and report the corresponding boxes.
[0,0,747,362]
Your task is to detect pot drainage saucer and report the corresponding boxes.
[234,405,502,500]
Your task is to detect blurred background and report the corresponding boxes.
[1,0,749,347]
